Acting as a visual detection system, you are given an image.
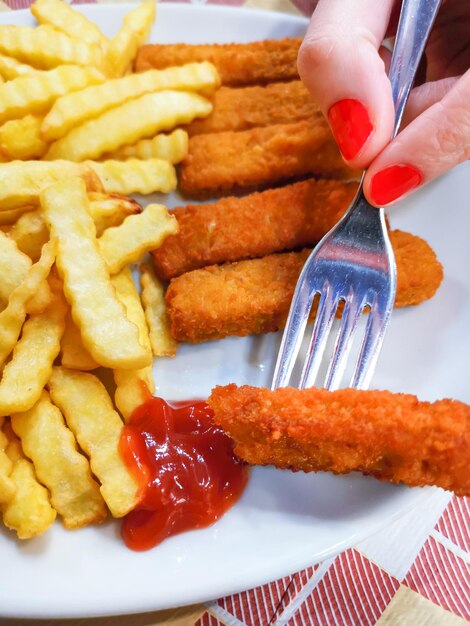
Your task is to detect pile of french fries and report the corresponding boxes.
[0,0,220,194]
[0,0,221,541]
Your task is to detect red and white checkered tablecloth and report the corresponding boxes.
[1,1,468,625]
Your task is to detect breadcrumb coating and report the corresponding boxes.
[152,179,358,280]
[135,38,301,86]
[185,81,319,135]
[179,119,360,198]
[165,230,443,343]
[209,384,470,495]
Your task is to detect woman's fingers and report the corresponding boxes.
[298,0,396,168]
[364,70,470,207]
[402,77,460,127]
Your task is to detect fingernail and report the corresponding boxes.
[328,99,374,160]
[370,164,423,206]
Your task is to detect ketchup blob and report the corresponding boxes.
[120,397,249,551]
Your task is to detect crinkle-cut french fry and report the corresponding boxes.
[0,25,103,71]
[48,367,140,518]
[106,0,156,78]
[44,90,211,162]
[0,291,66,417]
[0,65,103,126]
[111,268,154,421]
[0,54,37,80]
[111,268,152,356]
[103,129,188,163]
[0,115,48,160]
[99,204,178,274]
[0,240,56,368]
[141,263,178,357]
[2,456,56,539]
[0,207,32,226]
[41,178,150,370]
[11,391,106,529]
[31,0,108,48]
[85,158,177,195]
[0,417,14,505]
[88,192,142,236]
[9,210,48,262]
[0,230,51,314]
[0,160,102,211]
[1,423,56,539]
[41,63,219,142]
[10,196,142,262]
[61,310,98,371]
[0,230,31,307]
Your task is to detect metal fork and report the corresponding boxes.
[272,0,441,392]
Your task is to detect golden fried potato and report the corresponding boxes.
[88,192,142,236]
[0,230,52,313]
[0,417,14,506]
[85,158,176,195]
[1,424,56,540]
[106,0,155,77]
[111,268,155,421]
[44,90,212,161]
[141,263,178,357]
[0,240,56,367]
[0,25,103,70]
[8,210,48,262]
[31,0,108,48]
[48,367,140,518]
[0,54,37,80]
[11,391,106,529]
[0,207,31,226]
[102,129,188,163]
[99,203,178,274]
[60,310,98,371]
[40,178,150,369]
[0,230,31,307]
[0,291,66,416]
[0,160,102,211]
[41,63,219,141]
[0,64,103,126]
[0,114,48,160]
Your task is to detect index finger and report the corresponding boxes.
[298,0,396,167]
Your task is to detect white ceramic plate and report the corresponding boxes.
[0,3,468,619]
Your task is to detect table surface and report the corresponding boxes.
[0,1,469,625]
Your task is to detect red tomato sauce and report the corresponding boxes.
[119,397,249,551]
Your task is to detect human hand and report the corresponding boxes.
[298,0,470,207]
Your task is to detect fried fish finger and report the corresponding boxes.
[165,230,444,343]
[185,81,319,136]
[179,119,360,198]
[209,384,470,496]
[152,179,358,280]
[135,38,301,86]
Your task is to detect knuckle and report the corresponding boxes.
[424,103,470,165]
[297,31,341,79]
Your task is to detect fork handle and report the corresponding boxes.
[388,0,442,138]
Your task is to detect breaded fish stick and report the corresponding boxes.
[152,179,358,280]
[135,38,301,86]
[165,230,443,343]
[179,119,360,198]
[209,385,470,496]
[185,81,320,136]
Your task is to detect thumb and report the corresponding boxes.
[364,70,470,207]
[298,0,396,168]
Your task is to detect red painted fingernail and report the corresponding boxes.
[328,99,374,160]
[369,164,423,206]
